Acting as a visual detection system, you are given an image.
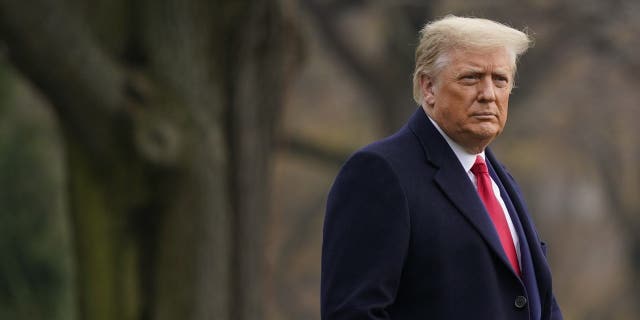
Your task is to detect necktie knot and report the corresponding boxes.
[471,155,488,175]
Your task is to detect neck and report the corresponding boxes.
[460,140,489,154]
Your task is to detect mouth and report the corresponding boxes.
[470,112,497,120]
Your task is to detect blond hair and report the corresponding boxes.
[412,15,532,105]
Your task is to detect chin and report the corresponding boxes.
[470,126,500,140]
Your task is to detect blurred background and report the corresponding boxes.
[1,0,639,319]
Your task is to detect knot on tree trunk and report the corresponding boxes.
[134,116,181,166]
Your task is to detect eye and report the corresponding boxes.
[459,73,480,84]
[493,75,509,88]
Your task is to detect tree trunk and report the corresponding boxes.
[0,0,290,319]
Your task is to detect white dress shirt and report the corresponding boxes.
[428,116,521,263]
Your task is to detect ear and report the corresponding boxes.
[419,74,436,106]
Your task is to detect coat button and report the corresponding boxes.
[514,295,528,309]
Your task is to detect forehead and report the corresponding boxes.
[445,47,514,74]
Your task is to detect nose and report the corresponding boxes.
[477,77,496,102]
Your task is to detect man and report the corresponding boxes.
[321,15,563,320]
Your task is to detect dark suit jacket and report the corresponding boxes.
[321,108,562,320]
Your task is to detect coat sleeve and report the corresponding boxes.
[321,151,410,320]
[550,295,563,320]
[538,242,563,320]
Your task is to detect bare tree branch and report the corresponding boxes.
[299,0,398,132]
[280,136,350,168]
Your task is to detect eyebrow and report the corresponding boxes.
[456,67,512,77]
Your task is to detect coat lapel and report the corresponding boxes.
[407,108,517,277]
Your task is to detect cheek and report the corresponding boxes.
[498,99,509,127]
[497,93,510,111]
[499,90,511,104]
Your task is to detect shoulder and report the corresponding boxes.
[326,138,412,230]
[332,148,400,193]
[359,126,422,166]
[329,127,418,196]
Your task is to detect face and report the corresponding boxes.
[420,47,514,154]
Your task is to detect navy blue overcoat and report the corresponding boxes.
[321,108,563,320]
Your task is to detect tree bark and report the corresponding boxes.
[230,1,286,318]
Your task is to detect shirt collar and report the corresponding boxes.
[427,116,484,173]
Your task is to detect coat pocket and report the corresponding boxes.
[540,241,548,257]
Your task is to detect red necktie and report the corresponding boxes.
[471,156,521,276]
